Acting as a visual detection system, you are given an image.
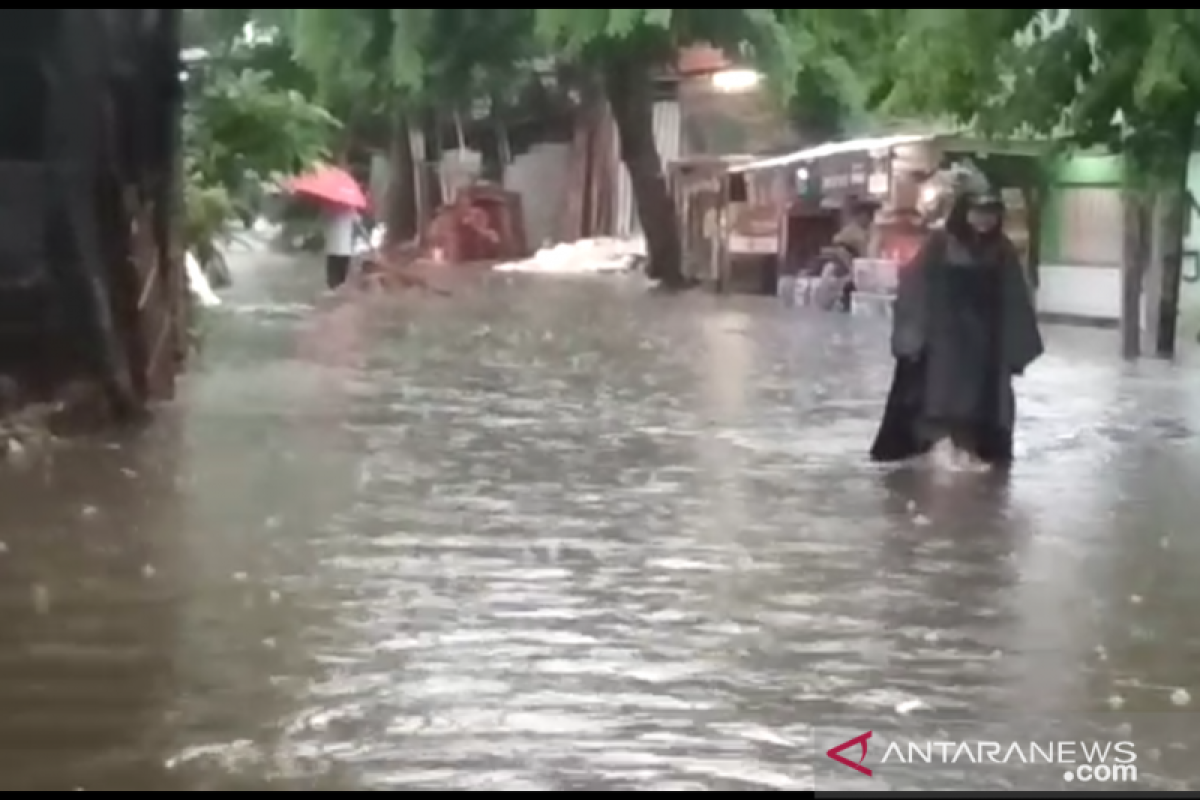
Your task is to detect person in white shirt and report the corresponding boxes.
[324,205,358,289]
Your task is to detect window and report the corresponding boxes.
[1058,186,1123,267]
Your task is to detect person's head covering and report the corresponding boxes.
[917,163,986,228]
[966,188,1004,211]
[956,187,1005,239]
[944,166,1004,239]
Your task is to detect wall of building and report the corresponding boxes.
[1179,155,1200,337]
[1037,153,1124,323]
[504,142,571,249]
[368,135,574,252]
[1038,151,1200,345]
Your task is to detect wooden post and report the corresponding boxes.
[716,176,731,292]
[384,109,418,245]
[1120,191,1148,360]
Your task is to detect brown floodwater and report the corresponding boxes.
[1,253,1199,790]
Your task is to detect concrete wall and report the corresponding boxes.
[435,145,575,249]
[503,142,571,249]
[1037,265,1124,322]
[369,142,574,251]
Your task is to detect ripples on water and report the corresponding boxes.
[2,261,1200,789]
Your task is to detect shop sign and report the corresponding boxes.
[816,151,892,201]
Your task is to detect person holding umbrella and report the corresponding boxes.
[285,165,371,289]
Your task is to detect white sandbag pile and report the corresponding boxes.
[494,237,647,275]
[185,252,222,308]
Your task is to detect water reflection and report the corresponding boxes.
[0,427,184,790]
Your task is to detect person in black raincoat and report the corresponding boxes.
[869,187,1044,467]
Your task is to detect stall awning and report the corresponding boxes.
[728,133,938,174]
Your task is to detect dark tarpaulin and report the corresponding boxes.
[0,11,59,288]
[870,227,1043,465]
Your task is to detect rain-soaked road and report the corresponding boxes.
[3,252,1200,790]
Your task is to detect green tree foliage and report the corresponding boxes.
[276,10,541,241]
[285,9,855,284]
[202,10,868,285]
[286,10,536,105]
[182,24,339,277]
[865,10,1200,177]
[787,63,861,141]
[185,67,336,206]
[862,9,1200,353]
[533,9,831,286]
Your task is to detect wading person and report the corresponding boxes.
[323,204,358,290]
[812,198,876,311]
[869,187,1043,469]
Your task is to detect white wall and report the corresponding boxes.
[1037,264,1165,332]
[1040,150,1200,334]
[504,142,571,249]
[1179,153,1200,335]
[1036,264,1121,322]
[369,142,574,252]
[439,148,482,197]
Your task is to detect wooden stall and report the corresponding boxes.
[670,156,730,288]
[728,133,1047,309]
[669,153,796,294]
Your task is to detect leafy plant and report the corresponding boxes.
[181,31,340,281]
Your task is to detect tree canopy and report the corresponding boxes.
[185,8,1200,292]
[865,10,1200,178]
[181,11,338,272]
[857,9,1200,354]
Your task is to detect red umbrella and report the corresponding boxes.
[285,165,369,210]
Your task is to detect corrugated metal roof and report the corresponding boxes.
[728,133,939,174]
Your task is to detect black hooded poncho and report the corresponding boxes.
[869,198,1044,465]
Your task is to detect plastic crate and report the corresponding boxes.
[778,275,820,308]
[851,258,900,295]
[851,291,895,319]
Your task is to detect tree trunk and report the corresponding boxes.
[1155,151,1191,359]
[422,108,444,211]
[1120,191,1150,360]
[603,57,685,288]
[384,109,418,246]
[497,111,512,171]
[480,98,510,184]
[1020,184,1041,288]
[480,128,503,183]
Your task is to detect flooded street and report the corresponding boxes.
[3,252,1200,790]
